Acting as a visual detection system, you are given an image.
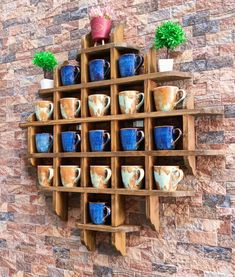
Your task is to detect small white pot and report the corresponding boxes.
[40,78,54,89]
[158,59,174,72]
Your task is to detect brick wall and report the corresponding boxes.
[0,0,234,276]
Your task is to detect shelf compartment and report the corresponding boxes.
[76,223,140,233]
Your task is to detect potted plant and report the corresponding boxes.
[32,51,58,89]
[89,6,114,46]
[154,21,186,72]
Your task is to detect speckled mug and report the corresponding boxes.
[88,94,110,117]
[35,100,53,121]
[90,166,112,189]
[60,165,81,187]
[60,98,81,119]
[121,165,145,190]
[119,90,144,114]
[37,166,54,187]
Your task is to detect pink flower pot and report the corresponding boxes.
[90,17,112,43]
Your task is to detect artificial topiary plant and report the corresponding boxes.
[154,21,186,58]
[32,51,58,78]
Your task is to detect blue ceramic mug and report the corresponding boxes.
[154,126,182,150]
[89,202,111,225]
[89,130,110,152]
[89,59,110,82]
[61,131,81,152]
[120,128,144,151]
[60,65,80,86]
[35,133,53,153]
[118,53,144,77]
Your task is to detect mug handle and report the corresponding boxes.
[175,89,187,108]
[74,168,81,183]
[47,168,54,183]
[74,66,80,81]
[49,135,53,151]
[75,100,81,116]
[103,206,111,221]
[104,168,112,183]
[136,92,144,110]
[48,103,54,118]
[172,168,184,188]
[134,54,144,73]
[136,168,145,186]
[136,130,144,147]
[75,134,81,147]
[104,96,111,112]
[103,132,111,148]
[173,128,182,145]
[104,61,110,78]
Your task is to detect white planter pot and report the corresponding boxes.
[40,78,54,89]
[158,59,174,72]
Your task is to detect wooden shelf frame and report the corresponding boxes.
[20,25,224,255]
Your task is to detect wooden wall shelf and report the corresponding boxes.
[20,25,224,255]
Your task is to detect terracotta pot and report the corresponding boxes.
[90,17,112,42]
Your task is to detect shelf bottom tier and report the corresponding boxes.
[76,223,140,233]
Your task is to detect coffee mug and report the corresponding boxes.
[118,53,144,77]
[37,166,54,187]
[60,65,80,86]
[89,59,110,82]
[88,94,110,117]
[120,128,144,151]
[89,202,111,225]
[154,126,182,150]
[60,166,81,187]
[119,91,144,114]
[61,131,81,152]
[35,100,53,121]
[121,165,145,190]
[153,166,184,191]
[89,130,110,152]
[60,98,81,119]
[35,133,53,153]
[90,166,112,189]
[153,86,187,112]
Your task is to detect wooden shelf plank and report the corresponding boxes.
[38,71,193,95]
[77,42,140,55]
[24,149,224,159]
[76,223,140,233]
[19,107,223,128]
[38,186,195,197]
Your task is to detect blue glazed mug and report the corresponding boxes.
[89,202,111,225]
[61,131,81,152]
[154,126,182,150]
[89,59,110,82]
[89,130,110,152]
[61,65,80,86]
[35,133,53,153]
[120,128,144,151]
[118,53,144,77]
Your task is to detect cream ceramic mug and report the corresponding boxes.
[153,166,184,191]
[35,100,53,121]
[60,165,81,187]
[60,97,81,119]
[90,166,112,188]
[153,86,187,112]
[119,90,144,114]
[37,166,54,187]
[121,165,145,190]
[88,94,110,117]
